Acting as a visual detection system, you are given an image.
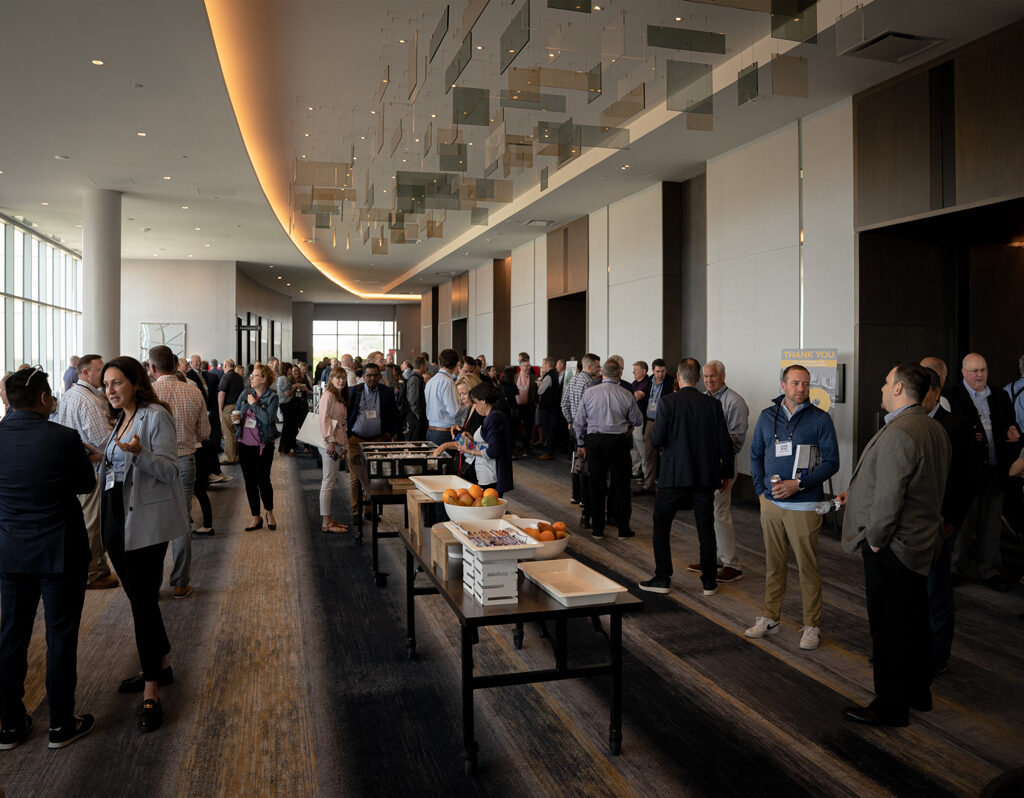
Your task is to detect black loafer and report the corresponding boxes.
[119,666,174,694]
[139,699,163,733]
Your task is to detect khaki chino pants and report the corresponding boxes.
[220,403,238,462]
[759,496,823,627]
[79,479,112,583]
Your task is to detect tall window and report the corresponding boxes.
[0,216,82,386]
[312,319,396,363]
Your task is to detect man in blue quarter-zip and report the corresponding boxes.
[746,364,840,651]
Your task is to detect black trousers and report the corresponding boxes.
[194,440,214,528]
[406,414,427,442]
[102,485,171,683]
[585,432,632,534]
[928,529,957,670]
[537,406,556,455]
[652,487,717,588]
[239,442,275,515]
[278,400,305,454]
[862,546,933,723]
[0,566,86,729]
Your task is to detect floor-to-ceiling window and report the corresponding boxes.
[312,319,396,363]
[1,215,82,389]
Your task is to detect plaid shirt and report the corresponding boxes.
[51,379,112,449]
[560,370,595,425]
[153,375,210,457]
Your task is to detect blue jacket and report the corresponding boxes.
[750,396,839,503]
[0,411,95,573]
[233,387,281,443]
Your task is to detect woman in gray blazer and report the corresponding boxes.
[98,357,187,734]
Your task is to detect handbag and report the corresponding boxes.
[297,410,336,448]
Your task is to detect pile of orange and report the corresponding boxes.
[522,521,568,542]
[442,484,501,507]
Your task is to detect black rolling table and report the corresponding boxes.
[350,458,411,587]
[400,522,644,775]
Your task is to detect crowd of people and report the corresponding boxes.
[1,344,1023,750]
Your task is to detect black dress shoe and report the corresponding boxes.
[119,666,174,694]
[139,699,163,732]
[244,518,263,532]
[579,514,591,529]
[909,693,932,712]
[192,528,215,537]
[842,705,908,727]
[618,529,635,538]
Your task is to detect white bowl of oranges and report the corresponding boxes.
[442,484,507,522]
[513,519,570,560]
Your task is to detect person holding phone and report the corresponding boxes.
[235,365,281,531]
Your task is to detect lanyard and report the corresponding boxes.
[773,403,806,443]
[106,408,137,468]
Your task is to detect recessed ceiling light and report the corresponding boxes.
[194,227,201,231]
[299,289,304,293]
[307,106,314,111]
[204,243,211,247]
[181,205,189,210]
[277,275,282,280]
[675,16,682,21]
[593,4,601,10]
[188,254,193,257]
[268,265,274,268]
[54,155,71,160]
[91,59,104,65]
[370,110,376,115]
[301,155,307,159]
[620,164,631,170]
[399,39,406,43]
[414,138,420,142]
[431,114,437,118]
[304,132,310,137]
[137,132,147,136]
[40,202,48,206]
[0,170,4,174]
[163,175,171,180]
[476,45,483,50]
[286,282,291,286]
[549,52,556,57]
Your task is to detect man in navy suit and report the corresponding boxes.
[0,367,98,750]
[639,358,734,596]
[345,362,401,519]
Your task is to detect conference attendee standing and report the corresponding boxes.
[840,364,951,727]
[573,359,643,538]
[0,367,97,750]
[944,352,1021,590]
[62,356,79,394]
[50,354,117,590]
[277,362,308,456]
[149,346,209,599]
[218,359,244,464]
[514,357,539,455]
[639,359,734,596]
[99,356,188,733]
[561,354,601,511]
[689,360,749,583]
[346,363,400,519]
[404,357,428,441]
[536,357,561,460]
[454,382,514,495]
[235,365,280,532]
[318,367,349,534]
[638,358,674,494]
[747,364,840,651]
[424,349,460,447]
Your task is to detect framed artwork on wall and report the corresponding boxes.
[140,322,185,361]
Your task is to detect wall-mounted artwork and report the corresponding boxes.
[140,322,185,362]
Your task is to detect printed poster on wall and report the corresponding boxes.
[780,348,838,415]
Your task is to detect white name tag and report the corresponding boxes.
[105,469,116,491]
[245,417,257,429]
[364,409,378,420]
[775,440,793,457]
[648,399,657,413]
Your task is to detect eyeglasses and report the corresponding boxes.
[23,365,45,386]
[964,368,988,374]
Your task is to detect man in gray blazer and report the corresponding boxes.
[840,363,951,727]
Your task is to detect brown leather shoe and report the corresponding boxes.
[86,574,119,590]
[536,454,554,461]
[716,567,743,583]
[172,585,193,599]
[686,563,701,573]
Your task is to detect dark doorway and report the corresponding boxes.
[452,318,467,355]
[547,291,587,361]
[856,194,1024,454]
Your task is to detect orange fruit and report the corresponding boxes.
[468,484,483,499]
[552,521,567,532]
[555,530,568,540]
[538,529,555,541]
[459,493,475,506]
[483,488,499,498]
[442,489,457,503]
[524,526,540,539]
[457,488,470,498]
[538,522,552,532]
[472,497,483,507]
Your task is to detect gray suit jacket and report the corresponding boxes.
[842,405,951,575]
[98,405,188,552]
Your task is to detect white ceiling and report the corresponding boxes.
[1,0,1022,304]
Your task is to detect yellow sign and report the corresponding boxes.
[780,348,839,415]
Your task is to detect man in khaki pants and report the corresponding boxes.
[218,358,244,464]
[745,365,840,651]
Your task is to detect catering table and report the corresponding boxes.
[401,522,644,775]
[350,458,413,587]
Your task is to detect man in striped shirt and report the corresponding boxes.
[150,346,210,599]
[561,354,601,514]
[51,353,117,589]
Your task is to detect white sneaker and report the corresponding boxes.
[745,616,780,638]
[799,626,820,650]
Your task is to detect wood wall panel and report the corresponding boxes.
[547,227,565,298]
[493,258,511,368]
[854,71,932,228]
[954,25,1024,205]
[566,217,589,294]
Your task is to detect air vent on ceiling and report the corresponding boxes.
[838,29,944,63]
[523,219,554,228]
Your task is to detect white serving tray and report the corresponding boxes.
[518,559,628,606]
[446,520,543,561]
[409,474,474,500]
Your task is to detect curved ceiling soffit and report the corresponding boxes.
[203,0,420,302]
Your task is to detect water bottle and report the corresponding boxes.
[814,498,842,514]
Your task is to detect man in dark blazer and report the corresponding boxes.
[639,358,734,596]
[0,367,98,749]
[943,352,1021,590]
[841,364,951,727]
[345,363,401,519]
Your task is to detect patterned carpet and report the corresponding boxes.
[1,451,1023,797]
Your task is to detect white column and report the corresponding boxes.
[82,189,121,359]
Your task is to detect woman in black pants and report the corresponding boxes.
[276,362,308,455]
[235,364,280,530]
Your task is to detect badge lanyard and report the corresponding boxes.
[773,405,805,458]
[104,407,137,489]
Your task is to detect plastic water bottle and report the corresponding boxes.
[814,498,842,514]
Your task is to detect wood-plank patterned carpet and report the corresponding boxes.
[2,451,1023,797]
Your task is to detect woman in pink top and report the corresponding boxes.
[318,367,349,533]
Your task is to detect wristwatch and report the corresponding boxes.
[796,478,804,490]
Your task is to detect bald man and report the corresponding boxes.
[943,353,1021,591]
[919,356,951,413]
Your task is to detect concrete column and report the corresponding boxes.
[82,189,121,359]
